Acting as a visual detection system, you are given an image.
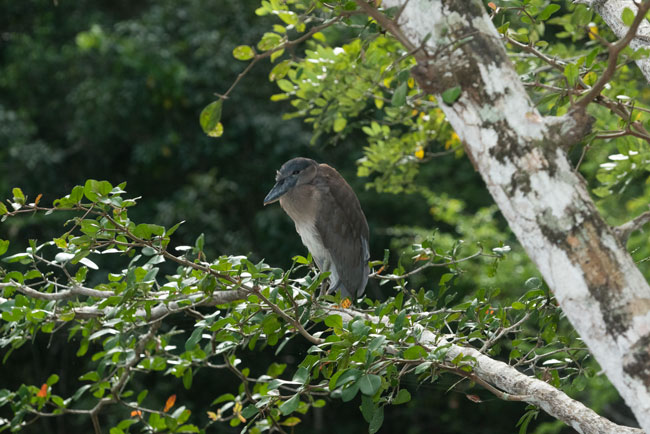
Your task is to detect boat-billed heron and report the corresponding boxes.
[263,157,369,299]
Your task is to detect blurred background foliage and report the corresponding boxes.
[0,0,645,432]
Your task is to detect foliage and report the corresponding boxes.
[0,183,586,433]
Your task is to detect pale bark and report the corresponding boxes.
[357,0,650,431]
[574,0,650,81]
[329,307,642,434]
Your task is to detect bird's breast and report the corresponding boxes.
[280,188,333,273]
[294,221,328,265]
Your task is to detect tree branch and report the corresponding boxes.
[0,281,112,301]
[614,210,650,243]
[327,307,640,434]
[576,0,650,108]
[574,0,650,82]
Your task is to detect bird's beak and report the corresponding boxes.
[263,181,287,205]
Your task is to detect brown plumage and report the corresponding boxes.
[263,157,369,299]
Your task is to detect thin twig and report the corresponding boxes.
[220,14,350,100]
[353,0,416,52]
[371,248,485,281]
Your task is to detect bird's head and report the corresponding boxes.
[263,157,318,205]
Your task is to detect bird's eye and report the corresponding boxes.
[292,170,300,175]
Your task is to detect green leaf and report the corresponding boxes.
[369,405,384,434]
[333,368,361,389]
[393,389,411,405]
[51,395,65,408]
[12,188,25,204]
[276,79,294,93]
[622,7,635,27]
[79,371,100,382]
[137,389,148,405]
[414,361,432,375]
[72,384,91,401]
[200,100,223,137]
[292,254,310,265]
[564,63,579,86]
[278,11,297,25]
[324,314,342,329]
[393,311,406,332]
[183,368,193,390]
[333,117,347,133]
[195,233,205,251]
[211,393,235,405]
[257,32,283,51]
[441,86,462,105]
[358,374,381,396]
[269,60,291,81]
[368,335,386,353]
[267,362,287,378]
[0,239,9,256]
[0,203,8,215]
[403,345,427,360]
[185,327,204,351]
[360,394,375,423]
[511,301,526,310]
[232,45,255,61]
[279,394,300,415]
[572,375,587,391]
[524,277,541,290]
[46,374,60,386]
[391,82,407,107]
[292,367,309,385]
[538,4,560,20]
[241,404,258,419]
[572,5,593,26]
[340,382,359,402]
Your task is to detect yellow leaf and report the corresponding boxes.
[408,77,414,88]
[383,77,392,88]
[333,117,347,132]
[588,23,598,40]
[312,32,326,42]
[415,147,425,160]
[445,132,460,149]
[207,122,224,138]
[374,98,384,109]
[281,417,302,426]
[583,71,597,86]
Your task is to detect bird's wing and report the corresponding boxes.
[314,164,369,298]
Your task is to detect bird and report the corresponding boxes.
[263,157,369,299]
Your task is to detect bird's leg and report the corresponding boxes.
[317,279,330,298]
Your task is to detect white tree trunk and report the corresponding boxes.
[372,0,650,431]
